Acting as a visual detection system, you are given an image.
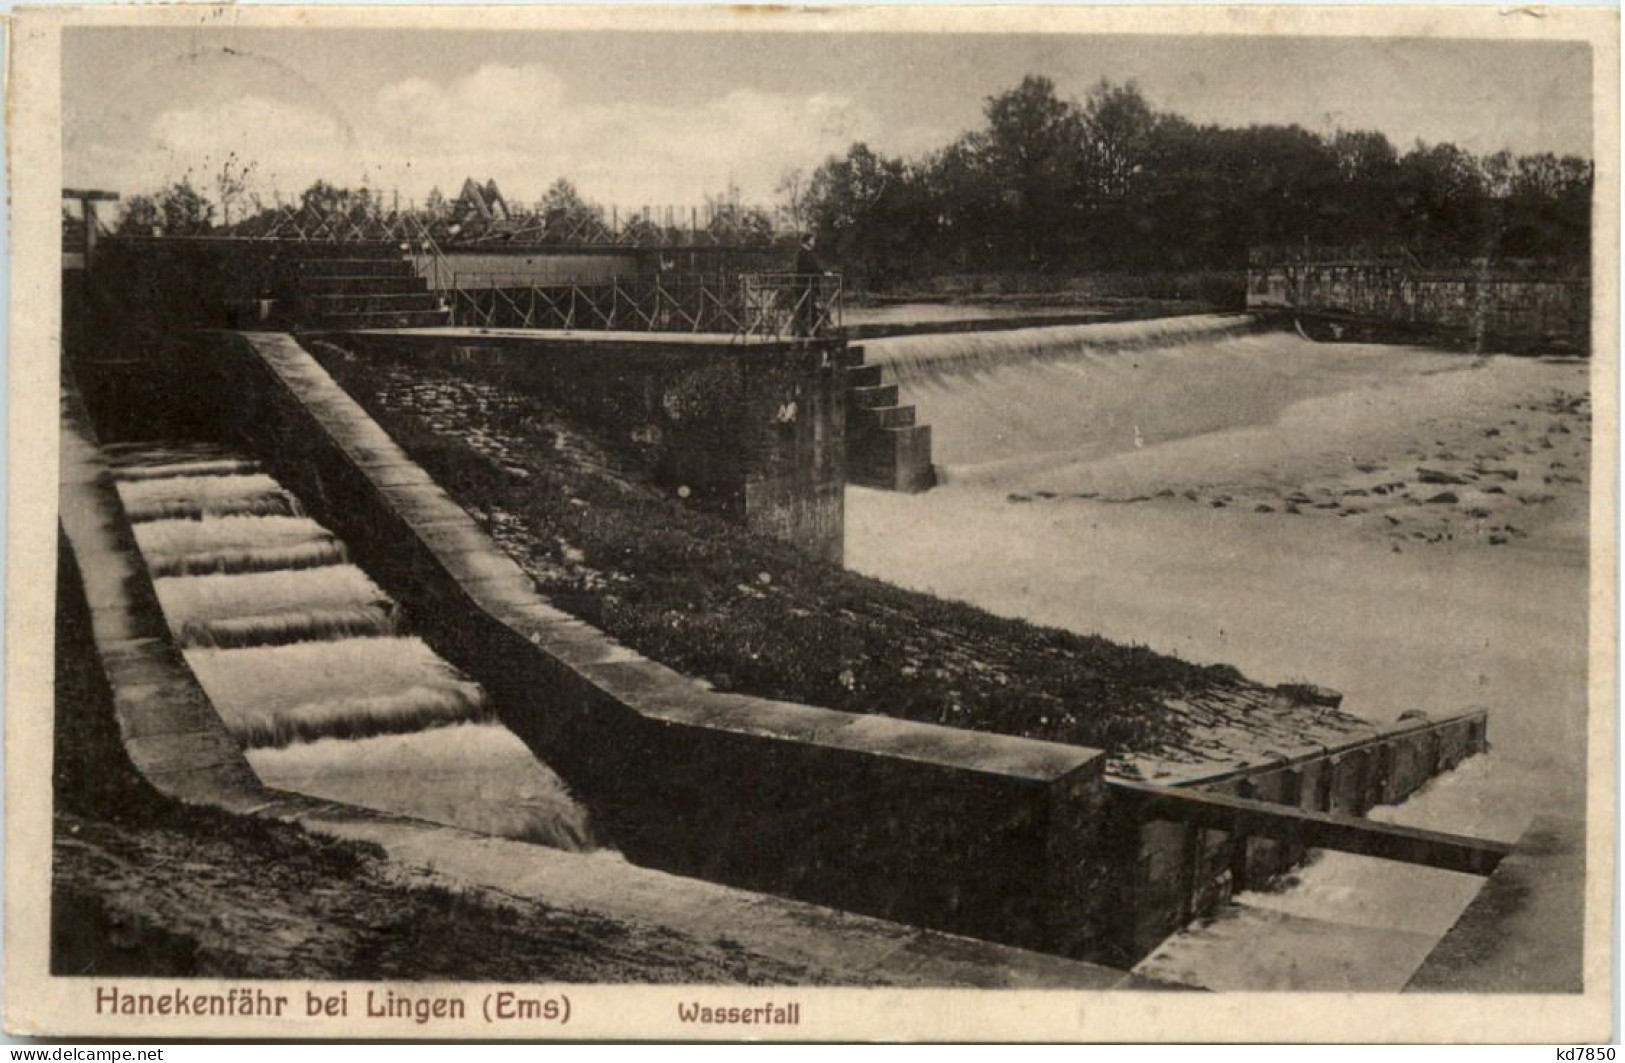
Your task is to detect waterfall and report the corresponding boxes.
[111,442,601,853]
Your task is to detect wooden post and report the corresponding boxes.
[63,188,119,271]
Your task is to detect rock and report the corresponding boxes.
[1417,467,1469,485]
[1277,683,1344,708]
[1007,493,1033,503]
[1425,491,1459,504]
[1342,488,1369,497]
[1489,534,1508,545]
[1285,492,1313,505]
[1254,504,1274,513]
[1476,466,1519,481]
[1354,462,1383,474]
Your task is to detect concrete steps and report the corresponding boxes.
[847,363,884,388]
[317,308,452,330]
[850,382,898,408]
[308,291,443,316]
[295,254,449,331]
[301,274,433,296]
[842,344,935,493]
[850,424,935,492]
[854,404,917,430]
[297,258,416,278]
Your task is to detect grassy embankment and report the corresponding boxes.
[50,541,851,983]
[310,340,1279,767]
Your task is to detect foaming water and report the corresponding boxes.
[103,441,251,469]
[112,440,602,853]
[118,474,303,523]
[248,722,602,850]
[113,458,262,482]
[1135,757,1528,991]
[870,325,1397,476]
[866,312,1254,385]
[185,638,488,747]
[135,516,347,577]
[154,566,398,647]
[848,328,1587,987]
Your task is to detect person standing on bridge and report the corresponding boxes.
[791,233,826,338]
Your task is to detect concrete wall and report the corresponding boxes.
[1247,260,1589,349]
[91,238,421,335]
[340,331,847,564]
[422,252,642,289]
[116,330,1125,961]
[91,238,305,334]
[1113,711,1489,963]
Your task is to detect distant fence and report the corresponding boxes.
[449,272,843,341]
[219,201,799,250]
[1247,249,1589,348]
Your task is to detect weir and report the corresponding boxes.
[76,325,1517,966]
[105,441,598,850]
[60,226,1513,974]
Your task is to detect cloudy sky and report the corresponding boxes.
[63,26,1593,213]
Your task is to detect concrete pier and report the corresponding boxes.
[340,327,848,564]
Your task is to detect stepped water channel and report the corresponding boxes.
[107,441,598,851]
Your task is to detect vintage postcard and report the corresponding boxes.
[5,3,1618,1042]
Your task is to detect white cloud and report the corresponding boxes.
[86,95,365,215]
[80,62,907,213]
[360,63,883,208]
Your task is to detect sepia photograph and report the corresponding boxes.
[5,3,1617,1042]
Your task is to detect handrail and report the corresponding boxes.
[440,272,844,341]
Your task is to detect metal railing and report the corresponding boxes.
[737,272,843,340]
[217,201,795,250]
[447,272,842,341]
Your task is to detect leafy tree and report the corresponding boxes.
[540,178,593,219]
[117,195,162,236]
[1081,79,1156,201]
[135,179,215,235]
[807,143,932,284]
[983,76,1087,264]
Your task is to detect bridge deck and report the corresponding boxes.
[1110,778,1513,876]
[348,326,790,347]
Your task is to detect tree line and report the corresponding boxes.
[798,76,1593,286]
[114,171,784,247]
